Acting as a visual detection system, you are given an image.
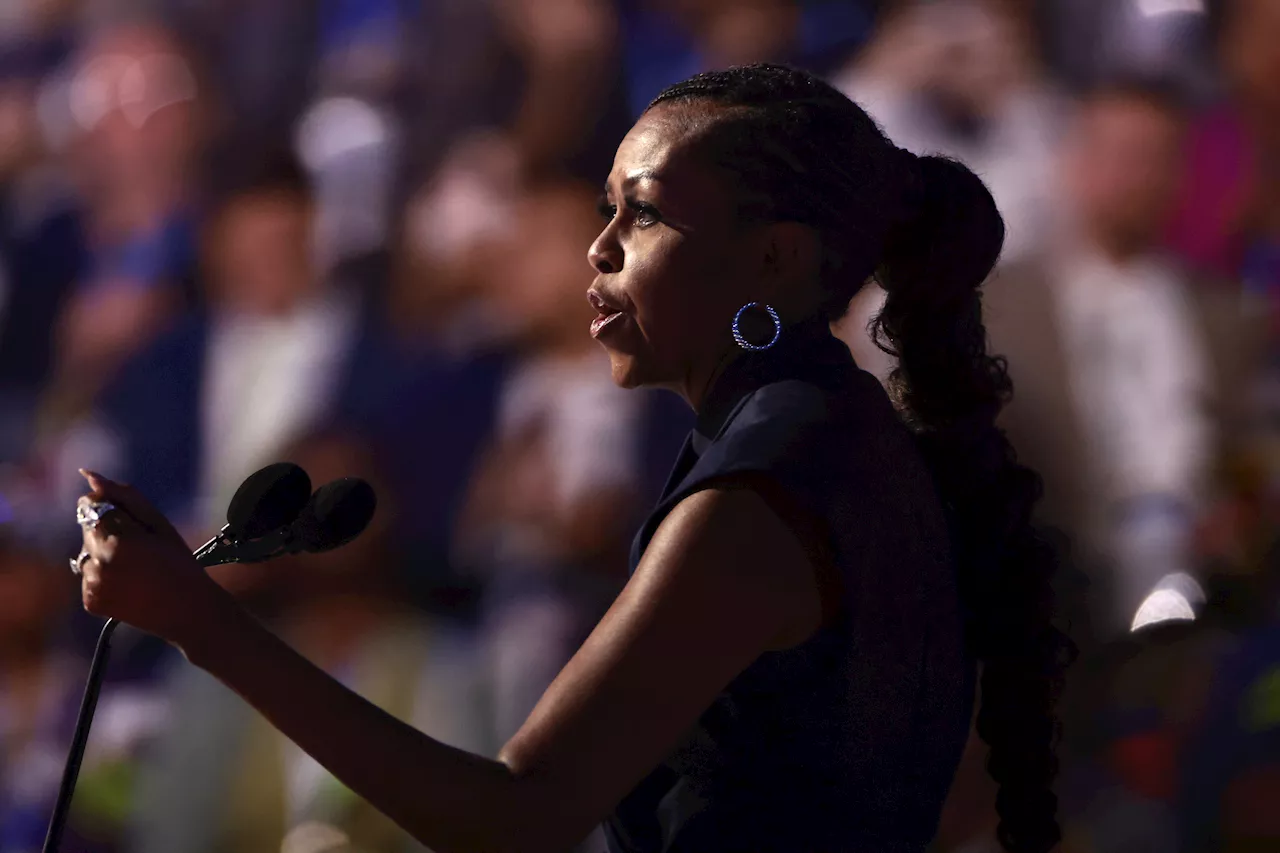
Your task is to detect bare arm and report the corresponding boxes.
[80,478,822,853]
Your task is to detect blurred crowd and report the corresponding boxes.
[0,0,1277,851]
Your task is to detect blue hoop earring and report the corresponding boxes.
[732,302,782,351]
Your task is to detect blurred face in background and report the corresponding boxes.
[207,190,317,318]
[912,0,1030,120]
[1065,92,1186,255]
[496,182,601,351]
[67,23,201,216]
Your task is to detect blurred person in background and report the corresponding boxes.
[618,0,878,116]
[396,0,630,356]
[990,82,1211,640]
[1165,0,1280,585]
[167,0,408,272]
[93,150,378,537]
[390,0,645,616]
[169,0,324,155]
[400,0,627,190]
[38,18,206,430]
[451,181,647,758]
[834,0,1062,384]
[836,0,1059,267]
[131,429,464,853]
[0,17,210,540]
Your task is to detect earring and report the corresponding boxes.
[732,302,782,351]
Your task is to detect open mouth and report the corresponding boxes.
[587,289,625,338]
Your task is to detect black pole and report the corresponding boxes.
[41,617,119,853]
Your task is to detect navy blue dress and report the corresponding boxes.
[603,320,976,853]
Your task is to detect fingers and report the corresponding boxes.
[79,470,183,544]
[70,549,93,576]
[79,488,145,565]
[79,537,114,617]
[81,521,123,563]
[80,470,148,523]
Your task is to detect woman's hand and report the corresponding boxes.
[76,470,230,647]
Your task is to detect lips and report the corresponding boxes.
[587,289,626,339]
[590,311,624,338]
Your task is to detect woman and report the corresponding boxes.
[74,65,1072,853]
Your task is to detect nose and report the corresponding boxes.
[588,227,621,275]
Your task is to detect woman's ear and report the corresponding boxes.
[759,221,822,310]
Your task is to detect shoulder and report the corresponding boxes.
[642,486,824,648]
[741,377,835,420]
[686,373,897,517]
[718,373,886,461]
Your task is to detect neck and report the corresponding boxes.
[681,344,742,413]
[94,182,182,244]
[681,313,835,411]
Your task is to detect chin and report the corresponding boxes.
[607,352,650,390]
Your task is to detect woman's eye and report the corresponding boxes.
[631,203,661,227]
[597,195,660,227]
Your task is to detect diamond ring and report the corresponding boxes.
[76,501,118,530]
[70,550,92,575]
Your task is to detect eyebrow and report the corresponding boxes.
[604,169,661,194]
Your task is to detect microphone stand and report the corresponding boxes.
[41,617,118,853]
[39,528,288,851]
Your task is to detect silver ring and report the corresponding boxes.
[76,501,117,529]
[70,551,92,575]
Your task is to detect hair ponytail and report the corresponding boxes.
[874,155,1076,853]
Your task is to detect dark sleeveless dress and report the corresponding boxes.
[603,320,976,853]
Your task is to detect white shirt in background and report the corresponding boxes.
[488,352,643,567]
[197,291,359,527]
[1053,249,1210,507]
[1052,248,1212,630]
[837,75,1062,268]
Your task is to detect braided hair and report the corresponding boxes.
[650,64,1075,853]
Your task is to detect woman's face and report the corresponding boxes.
[588,104,762,397]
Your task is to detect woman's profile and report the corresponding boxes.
[74,64,1073,853]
